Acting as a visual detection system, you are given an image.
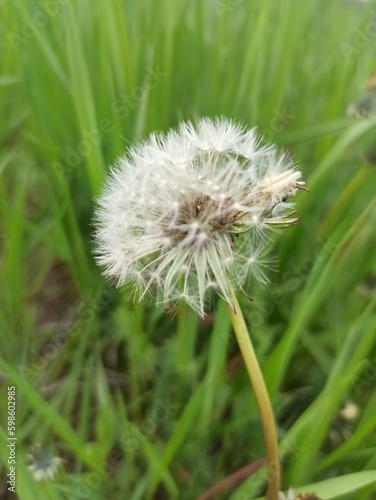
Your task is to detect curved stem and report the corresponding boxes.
[226,290,280,500]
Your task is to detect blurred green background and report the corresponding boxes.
[1,0,376,499]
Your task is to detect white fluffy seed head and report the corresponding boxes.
[93,117,305,316]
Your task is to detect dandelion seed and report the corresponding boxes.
[94,117,305,316]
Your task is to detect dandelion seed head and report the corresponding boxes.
[27,444,61,482]
[94,117,305,316]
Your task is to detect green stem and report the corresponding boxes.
[226,289,280,500]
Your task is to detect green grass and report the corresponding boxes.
[1,0,376,498]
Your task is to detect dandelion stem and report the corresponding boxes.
[226,289,280,500]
